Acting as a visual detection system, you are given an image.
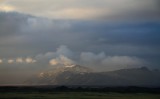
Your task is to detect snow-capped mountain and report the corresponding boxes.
[25,65,160,87]
[38,65,92,77]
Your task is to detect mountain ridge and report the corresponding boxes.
[25,65,160,87]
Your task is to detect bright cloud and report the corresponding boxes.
[8,59,14,64]
[0,59,2,63]
[25,57,36,63]
[0,58,37,64]
[49,59,59,66]
[16,58,23,63]
[47,8,108,19]
[0,0,159,20]
[0,4,15,12]
[50,55,75,66]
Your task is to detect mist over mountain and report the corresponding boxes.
[26,65,160,87]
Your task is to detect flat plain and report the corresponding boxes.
[0,92,160,99]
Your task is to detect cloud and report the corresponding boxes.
[35,52,55,61]
[36,45,73,61]
[49,59,58,66]
[0,0,15,12]
[50,55,75,66]
[56,45,73,58]
[0,57,37,64]
[80,52,145,71]
[80,52,106,62]
[101,56,144,70]
[25,57,36,63]
[35,45,145,71]
[0,59,2,63]
[1,0,159,20]
[0,4,15,12]
[16,57,23,63]
[0,45,74,66]
[8,59,14,64]
[0,12,159,69]
[35,45,75,67]
[46,8,107,20]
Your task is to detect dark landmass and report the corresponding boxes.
[0,85,160,94]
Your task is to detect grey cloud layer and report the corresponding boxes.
[34,45,144,71]
[0,12,160,60]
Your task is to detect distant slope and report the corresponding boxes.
[25,65,160,87]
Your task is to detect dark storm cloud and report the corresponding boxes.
[0,12,159,63]
[0,12,21,37]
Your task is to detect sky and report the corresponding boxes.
[0,0,160,84]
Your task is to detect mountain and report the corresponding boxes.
[25,65,160,87]
[25,65,92,85]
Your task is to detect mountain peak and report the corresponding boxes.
[139,66,150,71]
[62,64,92,73]
[64,64,76,68]
[38,65,92,78]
